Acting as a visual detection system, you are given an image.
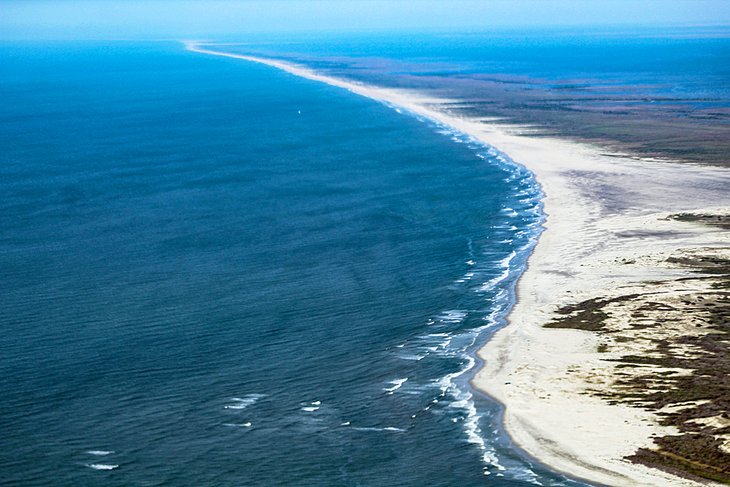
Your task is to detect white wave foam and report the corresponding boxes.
[85,450,113,456]
[224,393,264,410]
[409,332,456,358]
[434,333,454,349]
[433,350,506,474]
[302,401,321,412]
[476,250,518,293]
[455,394,504,472]
[223,422,252,427]
[383,378,408,394]
[498,250,517,266]
[477,270,510,293]
[437,310,467,324]
[397,353,427,361]
[352,426,405,433]
[510,467,545,485]
[86,464,118,471]
[453,271,475,284]
[490,223,516,230]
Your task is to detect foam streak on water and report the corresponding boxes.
[369,110,550,481]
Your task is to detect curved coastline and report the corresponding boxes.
[184,41,729,486]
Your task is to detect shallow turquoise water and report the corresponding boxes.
[0,41,579,486]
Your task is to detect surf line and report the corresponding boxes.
[183,39,550,477]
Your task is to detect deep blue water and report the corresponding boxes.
[0,41,577,486]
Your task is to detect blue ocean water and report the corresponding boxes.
[0,41,576,486]
[232,27,730,106]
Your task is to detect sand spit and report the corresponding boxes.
[185,41,730,486]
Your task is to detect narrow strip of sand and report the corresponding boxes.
[185,41,730,486]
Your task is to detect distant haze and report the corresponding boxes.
[2,0,730,39]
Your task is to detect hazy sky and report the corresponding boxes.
[2,0,730,39]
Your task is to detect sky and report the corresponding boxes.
[1,0,730,39]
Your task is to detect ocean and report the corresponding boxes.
[2,40,571,486]
[234,27,730,98]
[224,27,730,165]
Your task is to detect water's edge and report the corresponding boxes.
[181,42,592,483]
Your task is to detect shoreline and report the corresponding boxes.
[185,41,730,486]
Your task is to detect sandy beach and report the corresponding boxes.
[186,41,730,486]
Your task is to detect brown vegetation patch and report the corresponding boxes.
[544,294,641,331]
[667,213,730,230]
[629,435,730,484]
[544,241,730,483]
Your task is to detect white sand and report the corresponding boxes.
[185,41,730,486]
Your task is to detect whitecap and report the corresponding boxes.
[442,371,506,473]
[477,250,517,292]
[397,353,427,361]
[301,406,319,412]
[352,426,405,433]
[477,268,511,292]
[425,332,453,350]
[383,378,408,394]
[500,207,518,217]
[437,310,467,324]
[86,464,118,471]
[85,450,113,456]
[224,394,264,410]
